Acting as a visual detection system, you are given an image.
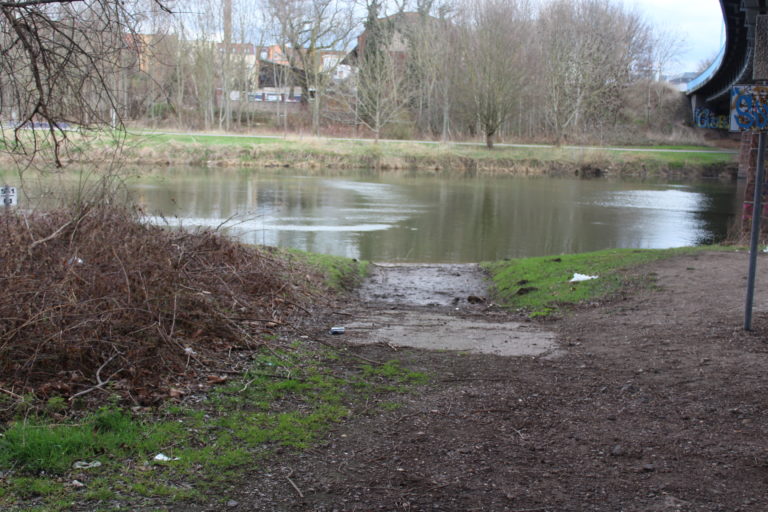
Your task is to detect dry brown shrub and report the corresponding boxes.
[0,206,320,403]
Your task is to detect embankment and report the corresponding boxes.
[117,137,740,180]
[8,133,738,180]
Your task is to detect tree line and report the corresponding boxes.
[1,0,690,154]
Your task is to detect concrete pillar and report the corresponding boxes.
[740,14,768,236]
[741,131,768,234]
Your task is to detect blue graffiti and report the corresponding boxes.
[732,91,768,130]
[695,107,728,130]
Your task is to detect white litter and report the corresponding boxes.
[72,460,102,469]
[570,273,598,283]
[153,453,180,462]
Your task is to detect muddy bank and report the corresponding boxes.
[123,152,738,180]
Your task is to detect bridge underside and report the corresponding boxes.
[689,0,766,128]
[687,1,768,234]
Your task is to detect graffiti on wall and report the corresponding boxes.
[694,107,729,130]
[730,85,768,131]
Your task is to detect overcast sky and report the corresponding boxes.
[619,0,725,74]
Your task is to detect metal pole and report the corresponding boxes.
[745,131,767,330]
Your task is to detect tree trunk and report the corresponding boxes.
[485,131,494,150]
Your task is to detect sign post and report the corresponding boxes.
[733,14,768,330]
[1,185,16,208]
[745,132,766,331]
[731,85,768,330]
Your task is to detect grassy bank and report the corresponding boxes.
[102,131,738,179]
[483,246,741,317]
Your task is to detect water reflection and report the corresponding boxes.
[3,167,742,262]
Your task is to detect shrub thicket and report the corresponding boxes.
[0,207,319,404]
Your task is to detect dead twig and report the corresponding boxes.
[285,468,304,498]
[0,387,23,400]
[68,353,121,402]
[27,217,74,255]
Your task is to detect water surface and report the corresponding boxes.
[5,167,742,262]
[130,168,740,262]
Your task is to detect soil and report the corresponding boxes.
[181,251,768,512]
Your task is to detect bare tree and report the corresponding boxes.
[262,0,355,135]
[0,0,170,166]
[537,0,653,143]
[456,0,533,149]
[338,0,414,141]
[402,0,455,139]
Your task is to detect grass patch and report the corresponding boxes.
[0,407,170,474]
[285,249,368,291]
[0,346,427,511]
[483,246,739,317]
[127,131,282,147]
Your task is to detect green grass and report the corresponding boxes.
[0,407,170,474]
[483,246,739,317]
[286,249,368,291]
[0,347,426,511]
[128,132,283,147]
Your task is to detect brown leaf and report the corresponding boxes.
[207,375,228,385]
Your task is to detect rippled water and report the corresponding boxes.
[5,167,743,262]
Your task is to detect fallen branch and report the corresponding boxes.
[27,217,74,255]
[68,353,121,402]
[0,387,22,400]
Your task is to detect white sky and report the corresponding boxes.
[619,0,725,74]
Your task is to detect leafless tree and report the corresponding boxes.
[455,0,533,149]
[328,0,413,141]
[536,0,653,143]
[262,0,355,135]
[0,0,171,166]
[401,0,455,139]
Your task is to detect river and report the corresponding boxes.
[7,167,743,262]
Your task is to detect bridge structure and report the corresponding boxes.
[687,0,768,231]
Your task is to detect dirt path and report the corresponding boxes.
[205,252,768,512]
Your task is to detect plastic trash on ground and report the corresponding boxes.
[72,461,102,469]
[570,273,598,283]
[153,453,180,462]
